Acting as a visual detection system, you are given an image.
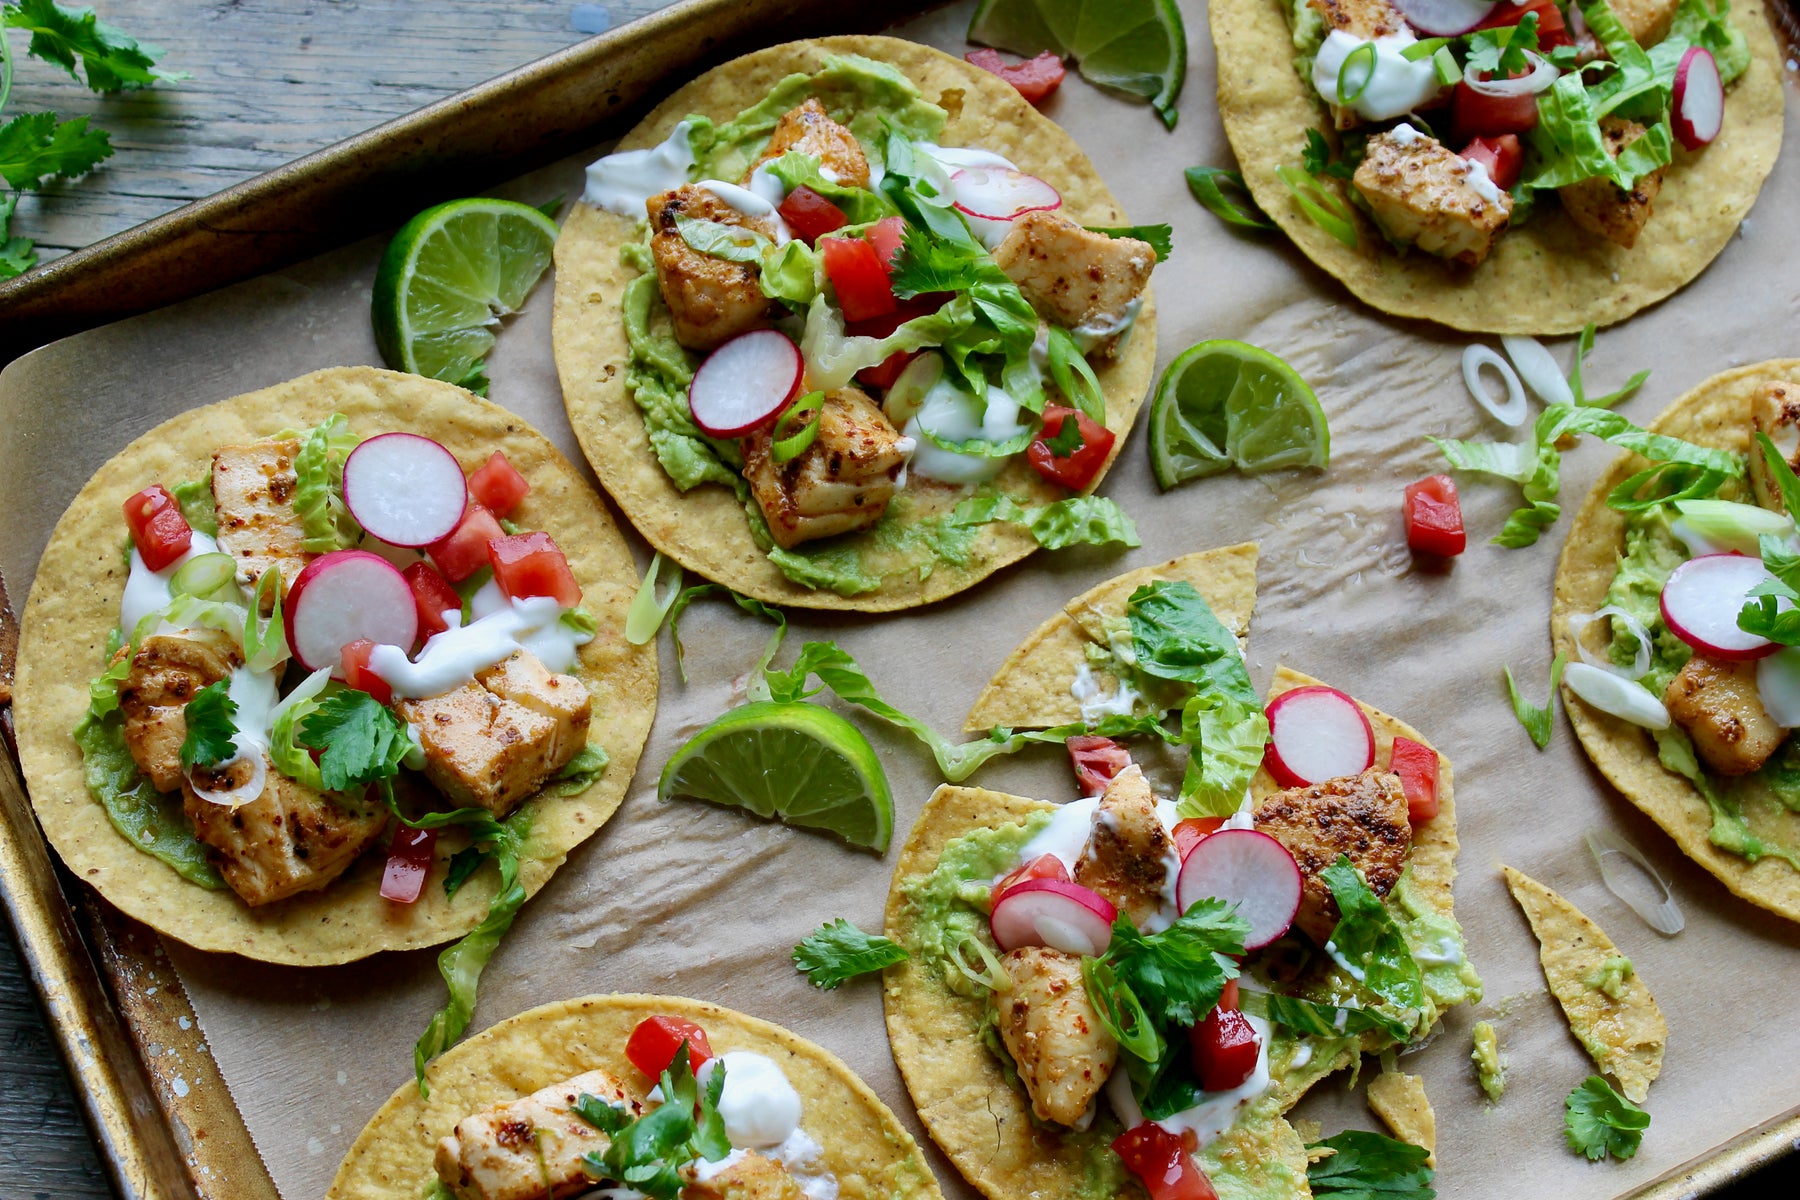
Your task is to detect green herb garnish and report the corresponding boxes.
[793,918,910,989]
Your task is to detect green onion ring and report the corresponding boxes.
[1184,167,1274,231]
[1336,42,1377,105]
[169,552,237,599]
[1275,165,1359,248]
[1401,36,1451,61]
[1432,45,1463,85]
[771,390,826,465]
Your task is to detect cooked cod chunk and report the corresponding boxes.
[990,211,1155,359]
[749,98,870,189]
[994,945,1118,1126]
[397,649,593,817]
[1073,764,1175,927]
[1608,0,1679,46]
[1558,117,1664,250]
[435,1067,640,1200]
[211,437,310,594]
[183,767,386,906]
[646,185,778,352]
[1664,655,1785,776]
[682,1151,807,1200]
[1748,380,1800,513]
[115,630,242,793]
[741,387,904,550]
[1254,768,1412,945]
[1353,128,1513,267]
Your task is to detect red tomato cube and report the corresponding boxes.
[122,484,194,572]
[1066,734,1132,797]
[1112,1122,1220,1200]
[821,235,897,323]
[488,531,581,606]
[1172,817,1227,860]
[865,215,907,269]
[403,561,462,642]
[1389,736,1441,823]
[626,1016,713,1079]
[965,48,1067,104]
[1191,1005,1261,1092]
[778,185,849,244]
[1027,406,1116,492]
[468,451,530,518]
[340,638,393,705]
[427,503,506,582]
[856,350,919,391]
[380,824,435,904]
[1460,134,1524,191]
[990,853,1070,909]
[1403,474,1466,557]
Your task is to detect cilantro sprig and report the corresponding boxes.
[1464,10,1540,79]
[1080,901,1247,1074]
[793,919,910,989]
[177,679,238,771]
[1564,1076,1650,1160]
[574,1045,730,1198]
[294,688,413,795]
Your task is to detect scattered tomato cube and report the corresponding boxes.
[1461,134,1523,191]
[1190,1003,1261,1091]
[965,48,1067,105]
[1112,1121,1220,1200]
[990,853,1070,909]
[468,451,530,517]
[1067,734,1132,797]
[340,637,394,705]
[778,185,849,244]
[427,502,507,582]
[380,824,435,904]
[1404,474,1466,557]
[626,1015,713,1079]
[1389,736,1441,823]
[402,561,462,642]
[821,234,897,323]
[864,214,907,269]
[1027,406,1116,491]
[122,484,193,572]
[489,530,581,607]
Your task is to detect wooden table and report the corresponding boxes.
[0,3,1793,1198]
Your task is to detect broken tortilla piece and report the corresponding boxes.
[1367,1066,1437,1166]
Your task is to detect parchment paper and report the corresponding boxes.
[2,4,1798,1198]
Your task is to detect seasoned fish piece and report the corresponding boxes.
[741,387,904,549]
[990,211,1155,359]
[211,437,309,594]
[1748,379,1800,513]
[1608,0,1678,46]
[683,1151,807,1200]
[116,630,241,793]
[1558,118,1664,250]
[993,945,1118,1126]
[749,98,870,188]
[1073,764,1175,927]
[1353,128,1512,267]
[646,185,778,352]
[435,1067,640,1200]
[397,649,593,816]
[1663,655,1783,776]
[183,766,385,906]
[1254,768,1412,945]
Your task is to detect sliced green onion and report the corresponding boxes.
[771,391,826,465]
[1432,46,1463,85]
[624,551,683,645]
[1402,36,1452,60]
[1275,165,1358,248]
[1336,42,1377,105]
[169,552,236,599]
[1184,167,1274,231]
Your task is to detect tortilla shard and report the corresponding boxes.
[1502,865,1667,1103]
[1367,1067,1436,1166]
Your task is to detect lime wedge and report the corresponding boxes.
[658,701,894,852]
[371,197,559,390]
[969,0,1186,127]
[1148,340,1330,490]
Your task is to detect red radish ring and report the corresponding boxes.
[343,432,469,548]
[990,879,1116,957]
[1264,686,1376,788]
[687,329,804,438]
[1395,0,1498,35]
[949,168,1061,222]
[284,549,420,674]
[1672,45,1723,150]
[1660,553,1782,660]
[1175,829,1304,950]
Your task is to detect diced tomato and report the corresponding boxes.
[865,215,907,269]
[778,185,849,244]
[489,530,582,606]
[965,48,1067,105]
[1027,406,1117,492]
[122,485,193,572]
[1112,1122,1220,1200]
[340,638,394,705]
[1172,817,1227,860]
[625,1016,713,1079]
[403,561,462,643]
[846,292,950,340]
[1067,734,1132,797]
[1191,1004,1261,1092]
[1218,978,1240,1012]
[991,853,1070,909]
[379,824,435,904]
[821,235,897,323]
[857,350,920,391]
[1452,77,1541,142]
[1472,0,1565,36]
[1403,474,1467,557]
[1389,736,1442,823]
[468,451,529,517]
[427,502,507,582]
[1460,133,1524,191]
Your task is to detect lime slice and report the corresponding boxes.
[969,0,1186,127]
[371,197,560,389]
[658,701,894,852]
[1148,340,1330,490]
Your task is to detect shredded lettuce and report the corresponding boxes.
[292,414,362,552]
[674,214,771,264]
[757,239,820,308]
[762,151,896,224]
[73,712,224,889]
[948,493,1140,550]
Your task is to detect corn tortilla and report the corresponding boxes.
[13,367,657,966]
[551,35,1157,612]
[1209,0,1786,334]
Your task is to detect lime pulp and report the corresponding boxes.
[1147,340,1330,489]
[968,0,1187,127]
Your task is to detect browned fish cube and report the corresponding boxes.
[117,630,241,792]
[1558,118,1664,250]
[1353,129,1513,267]
[1748,380,1800,513]
[646,185,778,352]
[1609,0,1679,46]
[990,211,1155,359]
[682,1152,806,1200]
[183,767,385,906]
[1254,768,1412,946]
[994,945,1118,1126]
[435,1067,639,1200]
[741,387,903,550]
[1073,764,1175,927]
[1664,655,1784,776]
[749,98,870,188]
[211,437,310,594]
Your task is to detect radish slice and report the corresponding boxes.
[1462,345,1527,426]
[285,549,420,674]
[1394,0,1498,34]
[989,878,1117,957]
[1659,553,1782,661]
[1175,829,1304,950]
[1264,686,1376,788]
[343,433,469,548]
[1672,45,1723,150]
[687,329,804,438]
[1563,663,1671,729]
[1756,647,1800,727]
[949,168,1061,221]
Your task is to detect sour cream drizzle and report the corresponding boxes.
[120,532,221,634]
[1311,32,1442,122]
[583,119,698,216]
[696,180,792,243]
[367,580,591,699]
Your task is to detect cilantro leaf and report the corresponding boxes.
[582,1045,729,1198]
[0,110,112,190]
[887,221,1004,298]
[571,1092,631,1135]
[1504,651,1566,749]
[0,193,36,278]
[1564,1076,1650,1160]
[295,688,411,793]
[441,845,486,899]
[1307,1129,1436,1199]
[1465,11,1539,79]
[1081,900,1248,1063]
[1084,223,1173,262]
[1319,855,1425,1020]
[4,0,188,91]
[1041,411,1085,457]
[178,680,239,771]
[793,919,909,989]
